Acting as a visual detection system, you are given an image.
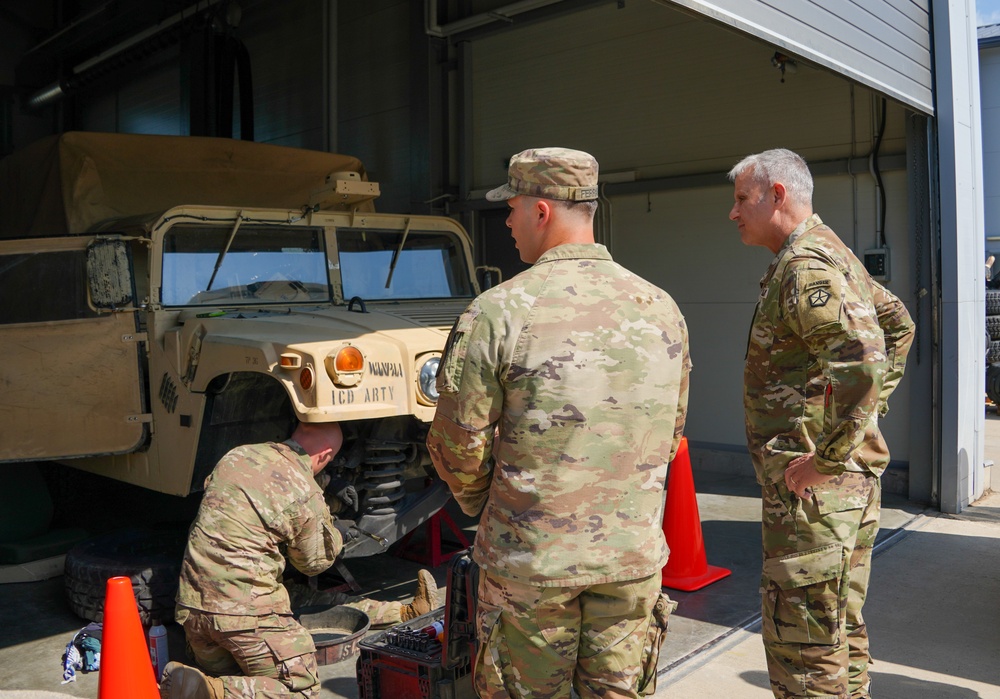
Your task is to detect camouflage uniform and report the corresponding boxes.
[175,439,343,698]
[429,148,690,698]
[745,214,914,698]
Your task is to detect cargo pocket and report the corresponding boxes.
[474,600,509,695]
[259,617,318,692]
[638,592,677,696]
[212,614,258,634]
[762,543,842,645]
[812,471,871,516]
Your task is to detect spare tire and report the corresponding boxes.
[988,289,1000,315]
[64,527,187,624]
[988,364,1000,407]
[989,340,1000,364]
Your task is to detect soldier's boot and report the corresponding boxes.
[159,661,224,699]
[400,569,438,621]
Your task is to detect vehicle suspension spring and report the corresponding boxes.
[359,440,416,516]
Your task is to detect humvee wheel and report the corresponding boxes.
[64,527,187,624]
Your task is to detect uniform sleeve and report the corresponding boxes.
[669,320,693,462]
[427,301,504,516]
[872,280,915,416]
[781,258,886,476]
[285,493,341,577]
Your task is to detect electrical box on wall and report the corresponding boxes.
[864,247,890,282]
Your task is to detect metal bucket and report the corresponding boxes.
[295,605,371,665]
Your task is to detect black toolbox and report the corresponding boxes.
[357,549,479,699]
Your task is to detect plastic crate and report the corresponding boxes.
[357,638,475,699]
[357,549,479,698]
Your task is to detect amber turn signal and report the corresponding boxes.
[325,344,365,387]
[335,346,364,372]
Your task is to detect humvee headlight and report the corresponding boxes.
[325,345,365,387]
[416,356,440,405]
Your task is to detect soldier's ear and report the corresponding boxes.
[535,198,553,226]
[312,446,335,474]
[772,182,788,207]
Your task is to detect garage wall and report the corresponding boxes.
[0,6,53,154]
[470,2,907,187]
[78,47,183,135]
[338,0,415,213]
[65,0,426,213]
[78,0,325,148]
[608,172,913,461]
[468,0,915,463]
[239,0,325,149]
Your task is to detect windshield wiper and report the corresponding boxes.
[384,217,411,289]
[206,212,245,291]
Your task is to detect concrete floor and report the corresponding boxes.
[0,420,994,697]
[658,486,1000,698]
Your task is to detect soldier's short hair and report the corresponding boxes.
[727,148,813,208]
[556,198,599,218]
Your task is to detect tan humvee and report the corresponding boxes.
[0,132,480,558]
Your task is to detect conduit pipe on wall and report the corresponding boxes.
[24,0,224,110]
[424,0,566,38]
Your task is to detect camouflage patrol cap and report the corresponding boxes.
[486,147,599,202]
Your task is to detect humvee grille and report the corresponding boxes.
[382,303,467,332]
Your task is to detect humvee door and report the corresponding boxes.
[0,237,147,462]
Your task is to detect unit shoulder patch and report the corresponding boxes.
[790,268,843,333]
[808,288,832,308]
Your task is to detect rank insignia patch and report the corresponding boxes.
[808,288,831,307]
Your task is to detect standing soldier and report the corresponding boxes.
[728,148,914,699]
[159,421,437,699]
[428,147,690,698]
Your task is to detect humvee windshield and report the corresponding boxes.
[336,228,474,301]
[162,225,329,306]
[160,224,473,307]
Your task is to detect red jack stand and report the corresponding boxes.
[393,508,471,567]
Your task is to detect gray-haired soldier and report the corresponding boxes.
[729,148,914,699]
[428,147,691,698]
[160,421,437,699]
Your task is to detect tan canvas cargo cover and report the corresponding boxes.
[0,132,371,238]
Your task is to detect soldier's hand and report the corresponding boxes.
[326,478,358,512]
[784,453,833,498]
[333,519,359,544]
[314,471,332,490]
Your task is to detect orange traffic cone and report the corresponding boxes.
[661,438,732,591]
[98,576,160,699]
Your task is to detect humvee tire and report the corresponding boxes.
[64,528,187,624]
[988,364,1000,407]
[988,289,1000,315]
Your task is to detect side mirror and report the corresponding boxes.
[476,265,503,290]
[87,238,134,309]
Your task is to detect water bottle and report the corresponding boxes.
[419,620,445,642]
[148,620,168,680]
